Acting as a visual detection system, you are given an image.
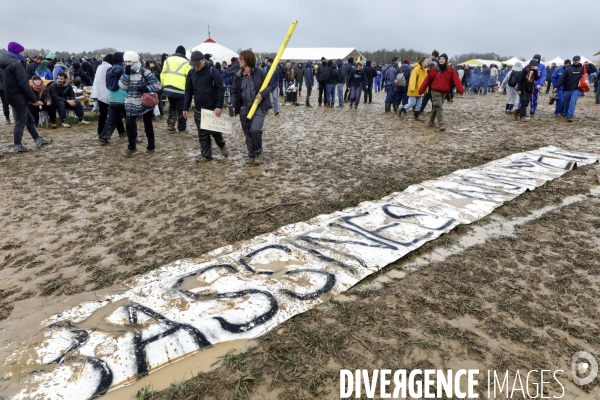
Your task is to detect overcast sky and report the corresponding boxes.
[3,0,598,60]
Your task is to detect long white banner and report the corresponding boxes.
[5,146,598,399]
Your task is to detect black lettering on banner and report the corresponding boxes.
[127,304,211,376]
[536,156,575,170]
[240,244,292,274]
[381,205,455,231]
[478,172,537,191]
[291,243,362,273]
[336,215,435,247]
[280,269,336,300]
[45,321,89,365]
[87,356,113,397]
[171,264,237,288]
[301,220,399,250]
[213,289,279,333]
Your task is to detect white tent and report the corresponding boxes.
[189,38,239,65]
[458,59,503,67]
[502,57,523,66]
[544,56,564,66]
[281,48,364,63]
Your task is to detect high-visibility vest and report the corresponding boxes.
[161,56,191,95]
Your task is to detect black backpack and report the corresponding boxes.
[507,70,519,88]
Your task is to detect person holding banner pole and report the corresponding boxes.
[229,49,275,165]
[182,51,228,163]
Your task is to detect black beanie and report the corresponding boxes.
[176,45,186,55]
[348,57,354,63]
[439,53,448,61]
[103,54,114,65]
[73,62,81,69]
[533,54,541,62]
[366,60,372,66]
[113,52,124,64]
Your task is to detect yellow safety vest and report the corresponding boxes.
[161,56,191,95]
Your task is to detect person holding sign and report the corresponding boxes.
[182,51,228,162]
[228,49,275,165]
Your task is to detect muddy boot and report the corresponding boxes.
[514,110,520,120]
[428,119,435,127]
[384,103,391,113]
[398,107,407,118]
[167,123,175,132]
[393,105,399,114]
[439,123,446,131]
[505,104,511,113]
[414,111,424,121]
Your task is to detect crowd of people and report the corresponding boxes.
[1,41,598,159]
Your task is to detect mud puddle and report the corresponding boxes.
[102,338,256,400]
[355,187,599,291]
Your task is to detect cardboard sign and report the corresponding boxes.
[200,108,234,134]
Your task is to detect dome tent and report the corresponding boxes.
[188,38,239,65]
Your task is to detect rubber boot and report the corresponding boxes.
[393,105,399,114]
[384,103,391,113]
[505,104,510,113]
[414,111,424,121]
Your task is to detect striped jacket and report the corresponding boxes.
[119,66,162,116]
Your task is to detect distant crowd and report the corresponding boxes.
[1,42,598,160]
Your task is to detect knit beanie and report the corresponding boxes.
[103,54,114,64]
[123,51,139,63]
[8,42,25,53]
[402,59,410,65]
[113,52,124,64]
[439,53,448,61]
[175,45,186,55]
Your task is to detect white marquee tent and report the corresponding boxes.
[188,38,239,65]
[281,48,364,63]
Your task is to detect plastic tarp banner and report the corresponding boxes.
[5,146,599,400]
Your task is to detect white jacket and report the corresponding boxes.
[91,61,112,104]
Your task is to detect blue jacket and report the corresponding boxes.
[305,61,314,87]
[221,69,229,85]
[36,68,53,80]
[534,63,547,87]
[266,65,280,87]
[53,63,67,81]
[551,66,565,89]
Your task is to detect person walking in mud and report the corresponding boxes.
[229,49,275,165]
[515,59,539,122]
[183,51,229,163]
[418,53,464,131]
[499,61,522,114]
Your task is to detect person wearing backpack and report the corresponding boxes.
[119,51,163,156]
[514,59,539,122]
[347,62,368,109]
[99,52,127,144]
[550,59,571,117]
[554,55,585,122]
[384,57,400,113]
[317,60,330,106]
[182,51,228,163]
[418,53,464,131]
[397,59,412,107]
[499,61,522,113]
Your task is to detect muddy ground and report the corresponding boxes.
[1,90,599,398]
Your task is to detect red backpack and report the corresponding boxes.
[579,64,589,93]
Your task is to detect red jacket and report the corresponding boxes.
[418,65,464,95]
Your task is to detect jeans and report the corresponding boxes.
[240,106,266,156]
[337,83,344,106]
[167,96,186,131]
[271,88,279,111]
[420,92,432,112]
[554,89,564,116]
[28,103,56,124]
[0,90,9,120]
[318,82,327,104]
[562,90,581,119]
[430,91,445,124]
[126,111,155,151]
[11,103,40,145]
[349,85,362,107]
[403,96,423,112]
[101,104,126,139]
[518,92,532,118]
[325,84,335,105]
[193,108,226,159]
[297,81,303,93]
[55,100,84,121]
[305,86,312,104]
[98,101,109,135]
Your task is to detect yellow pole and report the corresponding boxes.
[247,20,298,119]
